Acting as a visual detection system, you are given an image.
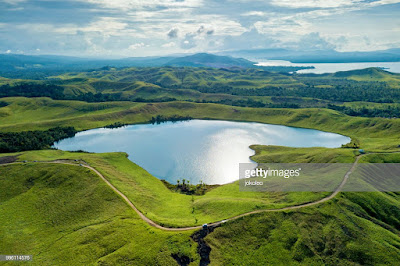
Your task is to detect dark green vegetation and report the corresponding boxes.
[150,115,192,124]
[1,66,400,118]
[328,103,400,118]
[0,83,65,99]
[103,122,128,129]
[0,127,76,152]
[161,179,219,195]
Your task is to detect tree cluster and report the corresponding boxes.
[0,127,76,152]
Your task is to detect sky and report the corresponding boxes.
[1,0,400,57]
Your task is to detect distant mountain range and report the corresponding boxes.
[0,53,315,79]
[1,48,400,79]
[2,48,400,74]
[0,53,255,72]
[219,48,400,63]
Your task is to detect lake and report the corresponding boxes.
[256,60,400,74]
[54,120,350,185]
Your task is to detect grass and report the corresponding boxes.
[2,152,399,265]
[205,191,400,265]
[2,141,400,264]
[250,145,357,163]
[0,163,199,265]
[5,150,331,228]
[0,97,136,130]
[202,150,400,264]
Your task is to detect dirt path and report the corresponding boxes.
[0,153,370,231]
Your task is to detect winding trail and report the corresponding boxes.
[0,153,368,231]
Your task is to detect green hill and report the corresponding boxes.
[332,67,400,87]
[0,163,198,265]
[165,53,255,68]
[207,191,400,265]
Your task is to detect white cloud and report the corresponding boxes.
[2,0,26,5]
[15,17,142,38]
[369,0,400,6]
[254,17,312,37]
[128,42,146,50]
[2,0,399,56]
[85,0,203,10]
[5,49,11,54]
[162,42,176,48]
[270,0,362,9]
[269,0,400,9]
[241,11,266,16]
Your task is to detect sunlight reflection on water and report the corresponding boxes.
[54,120,350,184]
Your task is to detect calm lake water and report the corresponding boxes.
[256,60,400,74]
[54,120,350,185]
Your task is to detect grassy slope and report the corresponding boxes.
[6,150,330,228]
[334,68,400,88]
[2,149,400,265]
[250,145,357,163]
[0,163,198,265]
[206,192,400,265]
[204,150,400,265]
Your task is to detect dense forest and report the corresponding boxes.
[328,104,400,118]
[0,127,77,152]
[0,83,65,99]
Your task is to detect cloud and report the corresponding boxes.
[297,32,336,50]
[241,11,266,16]
[269,0,400,9]
[128,42,146,50]
[254,17,312,38]
[269,0,362,9]
[167,28,179,38]
[221,28,279,51]
[197,25,205,34]
[2,0,26,5]
[6,49,11,54]
[84,0,204,10]
[1,0,399,56]
[162,42,176,48]
[180,33,197,49]
[206,29,214,35]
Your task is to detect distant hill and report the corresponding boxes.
[164,53,255,68]
[331,67,400,84]
[0,53,310,79]
[221,48,400,63]
[333,67,390,78]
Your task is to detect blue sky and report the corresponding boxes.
[1,0,400,57]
